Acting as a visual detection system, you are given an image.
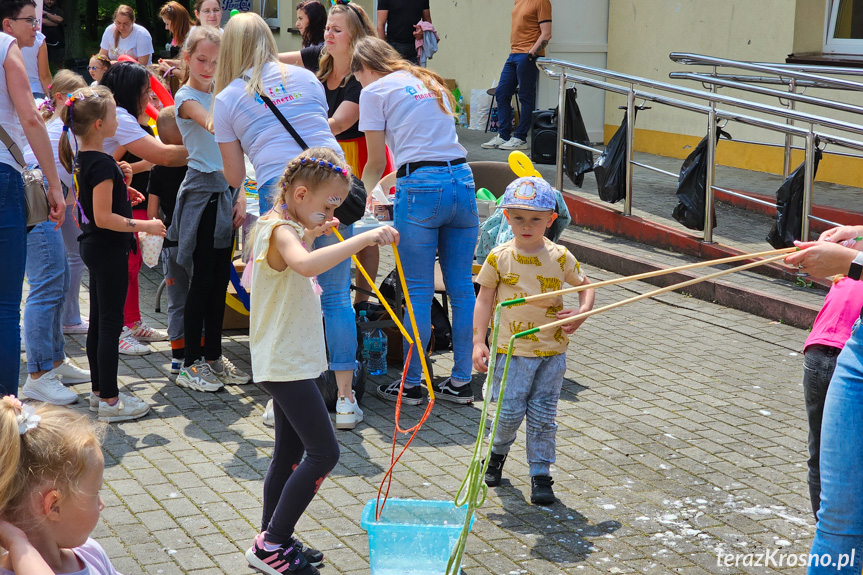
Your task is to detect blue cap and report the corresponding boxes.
[500,176,557,212]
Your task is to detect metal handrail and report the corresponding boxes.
[669,72,863,116]
[669,52,863,92]
[752,61,863,77]
[672,72,860,91]
[538,57,863,244]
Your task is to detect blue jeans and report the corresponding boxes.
[489,354,566,477]
[24,221,69,373]
[394,163,478,386]
[61,203,86,326]
[314,224,358,372]
[495,53,539,141]
[258,176,279,216]
[0,163,26,396]
[808,319,863,574]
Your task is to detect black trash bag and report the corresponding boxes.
[766,147,823,249]
[564,87,593,188]
[379,269,452,351]
[672,128,731,231]
[315,362,366,413]
[593,110,637,203]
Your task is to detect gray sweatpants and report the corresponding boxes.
[161,245,190,346]
[489,353,567,477]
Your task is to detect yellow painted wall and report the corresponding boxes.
[604,0,863,187]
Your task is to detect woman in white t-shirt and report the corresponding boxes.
[353,36,478,406]
[214,13,363,427]
[0,3,64,398]
[99,4,153,65]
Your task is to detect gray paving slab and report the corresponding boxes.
[18,242,818,574]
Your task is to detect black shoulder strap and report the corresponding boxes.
[244,74,309,151]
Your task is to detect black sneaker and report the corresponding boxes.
[245,532,319,574]
[530,475,555,505]
[483,452,507,487]
[376,380,423,405]
[436,378,474,404]
[290,536,323,567]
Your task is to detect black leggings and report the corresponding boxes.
[261,379,339,544]
[184,195,232,366]
[80,242,128,399]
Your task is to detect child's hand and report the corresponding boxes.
[232,194,247,229]
[309,217,341,238]
[556,308,585,334]
[473,342,490,373]
[118,161,133,184]
[366,225,399,247]
[142,218,167,237]
[129,186,145,206]
[0,520,29,552]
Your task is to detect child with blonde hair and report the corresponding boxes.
[60,86,165,422]
[0,396,118,574]
[245,147,398,575]
[169,25,249,390]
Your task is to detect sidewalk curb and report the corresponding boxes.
[558,236,821,330]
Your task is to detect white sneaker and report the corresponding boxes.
[127,321,168,342]
[62,321,89,334]
[119,329,151,356]
[262,399,274,427]
[89,391,147,413]
[176,360,224,392]
[52,358,91,384]
[97,395,150,422]
[481,135,507,149]
[335,391,363,430]
[22,372,78,405]
[499,137,528,150]
[211,356,251,385]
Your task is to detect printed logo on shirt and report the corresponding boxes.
[404,83,435,102]
[253,83,303,106]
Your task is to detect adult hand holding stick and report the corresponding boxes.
[784,224,863,278]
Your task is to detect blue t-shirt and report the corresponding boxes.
[175,85,223,173]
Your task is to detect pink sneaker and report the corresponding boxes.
[127,321,168,342]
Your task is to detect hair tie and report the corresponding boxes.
[13,400,40,435]
[62,125,69,132]
[65,94,76,107]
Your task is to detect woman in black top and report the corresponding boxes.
[296,0,326,49]
[59,86,165,422]
[279,3,393,306]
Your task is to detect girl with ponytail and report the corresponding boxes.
[59,86,164,423]
[0,396,117,574]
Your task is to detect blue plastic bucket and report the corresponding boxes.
[361,499,474,575]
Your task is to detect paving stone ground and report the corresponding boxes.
[19,243,817,574]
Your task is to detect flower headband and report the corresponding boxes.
[299,157,349,177]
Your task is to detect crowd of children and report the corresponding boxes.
[6,6,605,575]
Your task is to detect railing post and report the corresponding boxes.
[703,104,717,242]
[783,79,797,179]
[555,70,566,191]
[802,128,815,242]
[623,87,635,216]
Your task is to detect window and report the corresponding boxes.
[825,0,863,54]
[262,0,279,29]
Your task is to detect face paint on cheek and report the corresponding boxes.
[309,212,327,224]
[327,195,342,206]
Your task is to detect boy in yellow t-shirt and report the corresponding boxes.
[473,176,594,505]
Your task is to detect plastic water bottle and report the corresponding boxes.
[358,310,371,361]
[458,95,467,127]
[366,328,388,376]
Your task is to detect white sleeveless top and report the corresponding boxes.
[250,217,327,383]
[20,32,45,95]
[0,33,26,172]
